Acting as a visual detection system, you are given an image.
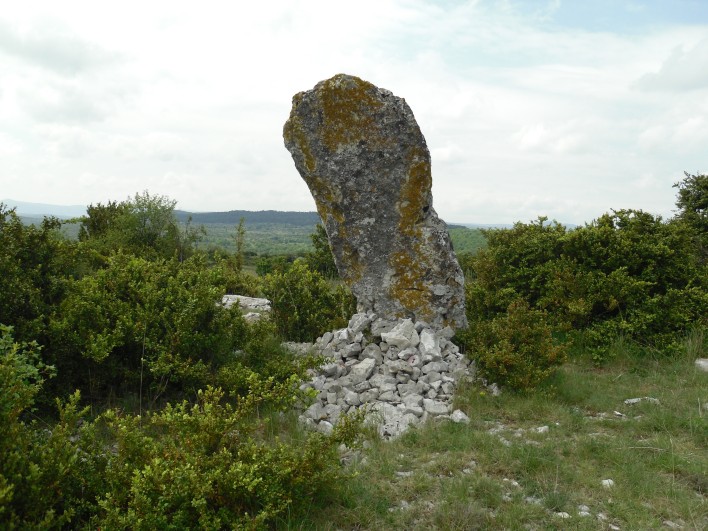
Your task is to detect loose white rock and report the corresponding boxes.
[381,319,417,349]
[423,399,450,415]
[694,358,708,372]
[450,409,470,424]
[624,397,660,405]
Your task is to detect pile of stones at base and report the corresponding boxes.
[298,311,475,439]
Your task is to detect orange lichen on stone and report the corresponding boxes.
[319,74,385,152]
[397,146,432,234]
[388,248,433,321]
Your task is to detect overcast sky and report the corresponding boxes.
[1,1,707,224]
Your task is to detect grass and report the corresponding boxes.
[282,337,707,530]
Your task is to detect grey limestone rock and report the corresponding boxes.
[423,399,451,415]
[450,409,471,424]
[370,403,419,439]
[298,316,474,439]
[221,295,271,312]
[283,74,466,330]
[381,319,419,349]
[340,357,376,386]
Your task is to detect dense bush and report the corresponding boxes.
[93,385,363,529]
[262,260,355,342]
[78,191,202,261]
[0,326,95,528]
[460,209,707,363]
[48,253,249,402]
[457,299,567,391]
[673,171,707,261]
[0,205,73,344]
[216,318,324,398]
[255,254,295,276]
[304,223,339,279]
[1,324,364,529]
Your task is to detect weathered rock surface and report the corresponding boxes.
[221,295,271,312]
[298,312,475,439]
[283,74,467,330]
[221,295,271,322]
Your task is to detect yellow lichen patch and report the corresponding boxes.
[387,143,438,320]
[388,249,435,322]
[318,74,386,152]
[303,171,345,227]
[397,145,432,237]
[338,239,364,284]
[283,115,317,174]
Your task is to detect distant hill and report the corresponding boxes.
[175,210,321,226]
[1,199,87,219]
[4,200,488,255]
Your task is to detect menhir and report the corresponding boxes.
[283,74,466,330]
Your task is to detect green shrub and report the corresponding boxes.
[1,324,365,529]
[673,171,707,261]
[458,299,567,391]
[217,318,324,398]
[463,210,707,359]
[262,260,355,342]
[94,385,363,529]
[255,254,294,276]
[0,325,99,528]
[304,223,339,279]
[0,205,73,345]
[77,191,199,261]
[48,253,248,401]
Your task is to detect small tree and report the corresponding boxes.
[233,217,246,271]
[77,191,190,261]
[305,224,339,279]
[0,204,72,344]
[674,171,707,261]
[262,260,354,341]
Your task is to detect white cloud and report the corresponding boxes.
[0,1,706,224]
[0,132,23,156]
[0,18,120,75]
[635,37,708,91]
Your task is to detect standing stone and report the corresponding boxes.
[283,74,467,329]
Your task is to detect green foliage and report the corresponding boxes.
[216,319,323,398]
[211,251,261,297]
[233,216,246,271]
[448,226,487,255]
[94,386,356,529]
[673,171,707,260]
[304,223,339,278]
[262,260,356,342]
[48,253,248,401]
[77,199,129,242]
[255,254,294,276]
[1,324,365,529]
[78,191,201,261]
[0,326,51,427]
[458,299,567,391]
[461,211,707,361]
[0,205,73,344]
[0,326,91,528]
